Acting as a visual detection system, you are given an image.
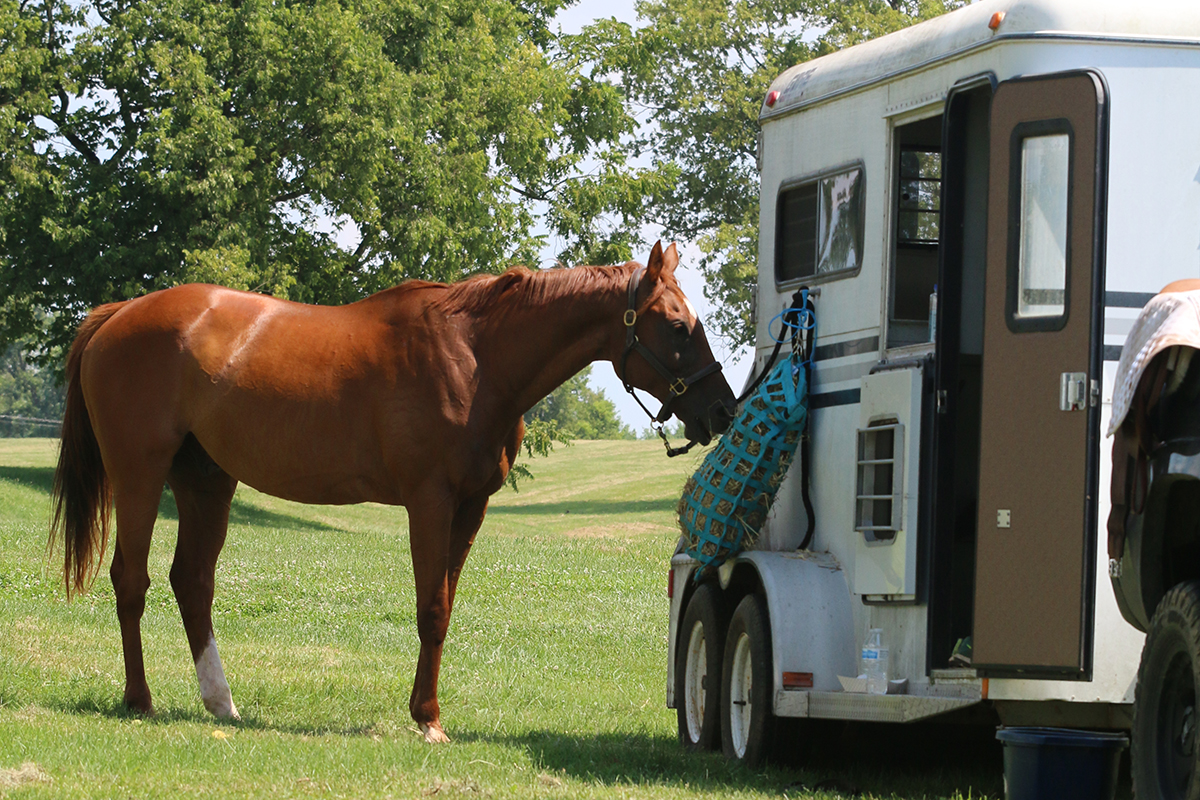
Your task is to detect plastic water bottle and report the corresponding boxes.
[862,628,889,695]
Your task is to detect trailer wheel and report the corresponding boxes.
[1133,580,1200,800]
[721,593,775,767]
[676,583,727,750]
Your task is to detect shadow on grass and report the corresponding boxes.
[0,465,339,533]
[50,695,384,738]
[488,499,676,516]
[44,697,1011,797]
[0,465,55,496]
[225,499,343,533]
[457,721,1007,797]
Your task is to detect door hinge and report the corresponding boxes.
[936,389,948,415]
[1090,379,1100,408]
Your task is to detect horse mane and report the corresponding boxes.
[431,263,638,318]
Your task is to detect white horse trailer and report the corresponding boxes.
[666,0,1200,778]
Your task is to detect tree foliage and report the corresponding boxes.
[573,0,965,346]
[1,0,665,358]
[525,365,634,441]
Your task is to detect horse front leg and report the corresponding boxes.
[406,494,456,743]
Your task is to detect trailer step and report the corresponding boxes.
[775,689,981,722]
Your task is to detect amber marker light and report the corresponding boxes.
[782,672,814,689]
[765,90,780,107]
[988,11,1005,30]
[667,569,675,598]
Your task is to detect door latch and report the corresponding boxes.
[1060,372,1087,411]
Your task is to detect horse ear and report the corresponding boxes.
[645,240,665,283]
[661,243,679,279]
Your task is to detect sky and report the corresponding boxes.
[550,0,756,432]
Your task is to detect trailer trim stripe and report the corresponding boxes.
[813,335,880,362]
[810,388,862,409]
[1105,291,1155,308]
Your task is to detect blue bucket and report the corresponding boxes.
[995,727,1128,800]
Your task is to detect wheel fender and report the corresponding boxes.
[1117,467,1200,632]
[720,550,856,695]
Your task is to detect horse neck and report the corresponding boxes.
[473,265,632,417]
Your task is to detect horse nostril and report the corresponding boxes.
[710,401,734,434]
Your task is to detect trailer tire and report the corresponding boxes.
[1133,580,1200,800]
[721,593,775,767]
[676,583,727,751]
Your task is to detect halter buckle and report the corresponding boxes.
[669,377,688,397]
[624,309,637,327]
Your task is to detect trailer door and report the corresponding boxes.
[972,71,1108,679]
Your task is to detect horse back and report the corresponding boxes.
[78,283,466,505]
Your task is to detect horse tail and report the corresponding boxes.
[50,302,126,598]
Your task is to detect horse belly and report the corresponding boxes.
[188,389,405,506]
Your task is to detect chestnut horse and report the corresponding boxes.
[50,241,734,742]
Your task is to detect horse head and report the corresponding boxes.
[617,242,736,447]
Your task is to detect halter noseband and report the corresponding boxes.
[619,266,724,457]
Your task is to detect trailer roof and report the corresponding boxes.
[762,0,1200,120]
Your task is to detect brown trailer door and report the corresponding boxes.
[972,71,1108,678]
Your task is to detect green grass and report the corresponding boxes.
[0,438,1003,799]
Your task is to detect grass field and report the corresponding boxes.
[0,437,1005,799]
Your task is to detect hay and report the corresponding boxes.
[0,762,50,788]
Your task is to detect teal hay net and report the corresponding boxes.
[678,300,812,574]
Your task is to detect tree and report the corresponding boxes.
[573,0,966,347]
[524,365,635,440]
[504,367,632,490]
[1,0,666,358]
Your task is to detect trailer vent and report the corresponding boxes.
[855,421,904,541]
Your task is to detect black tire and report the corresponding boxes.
[721,593,775,767]
[1133,580,1200,800]
[676,583,728,751]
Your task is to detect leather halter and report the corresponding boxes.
[618,266,723,456]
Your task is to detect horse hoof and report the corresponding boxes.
[123,694,154,717]
[420,723,450,744]
[203,696,241,721]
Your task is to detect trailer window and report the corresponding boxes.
[887,115,943,348]
[1014,133,1069,320]
[897,148,941,245]
[775,166,864,285]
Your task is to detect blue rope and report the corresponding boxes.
[767,306,815,342]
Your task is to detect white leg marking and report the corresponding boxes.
[195,635,240,720]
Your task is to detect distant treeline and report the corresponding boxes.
[1,343,64,438]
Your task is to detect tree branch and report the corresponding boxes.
[508,182,550,203]
[273,188,310,204]
[348,228,377,272]
[53,89,100,165]
[106,84,139,166]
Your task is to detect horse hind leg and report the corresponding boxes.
[109,475,172,714]
[168,437,240,719]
